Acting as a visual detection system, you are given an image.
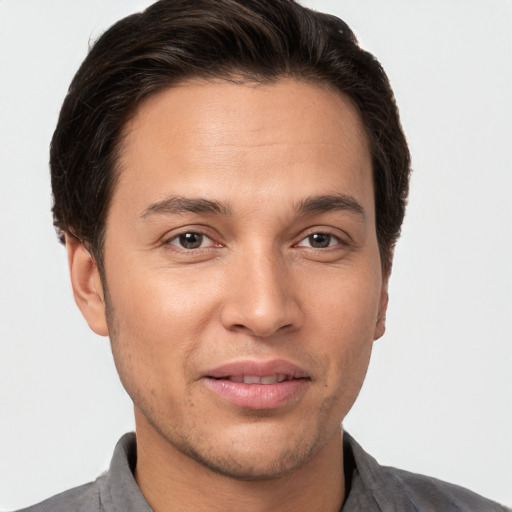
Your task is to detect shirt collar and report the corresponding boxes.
[99,433,152,512]
[98,430,415,512]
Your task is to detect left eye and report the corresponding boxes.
[167,232,212,250]
[296,233,340,249]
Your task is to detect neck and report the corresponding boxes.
[134,415,345,512]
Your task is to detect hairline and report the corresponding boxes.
[89,74,382,278]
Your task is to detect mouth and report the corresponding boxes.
[212,374,298,384]
[203,360,311,410]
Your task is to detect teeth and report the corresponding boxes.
[243,376,261,384]
[225,375,290,384]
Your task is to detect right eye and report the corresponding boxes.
[165,232,214,250]
[295,232,343,249]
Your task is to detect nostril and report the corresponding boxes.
[220,292,304,338]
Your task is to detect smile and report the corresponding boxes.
[214,374,294,384]
[203,360,311,409]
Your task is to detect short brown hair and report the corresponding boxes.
[51,0,410,275]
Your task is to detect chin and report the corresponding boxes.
[183,441,316,481]
[167,420,327,481]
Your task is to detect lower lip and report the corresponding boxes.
[203,378,309,410]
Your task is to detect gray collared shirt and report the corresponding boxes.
[17,432,509,511]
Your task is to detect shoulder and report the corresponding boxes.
[15,476,104,512]
[343,431,510,511]
[14,433,147,512]
[382,465,509,511]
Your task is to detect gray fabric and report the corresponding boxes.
[17,432,509,512]
[17,434,150,512]
[342,432,509,511]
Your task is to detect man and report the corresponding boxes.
[13,0,509,510]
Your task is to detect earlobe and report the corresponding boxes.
[374,280,389,341]
[65,234,109,337]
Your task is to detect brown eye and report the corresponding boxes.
[178,233,203,249]
[168,232,206,249]
[308,233,332,248]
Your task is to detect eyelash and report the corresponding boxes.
[163,231,220,251]
[162,228,348,253]
[294,230,347,250]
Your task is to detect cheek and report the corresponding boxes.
[305,259,382,338]
[105,263,222,388]
[303,262,381,384]
[110,259,219,329]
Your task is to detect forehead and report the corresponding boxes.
[122,78,369,156]
[114,79,372,215]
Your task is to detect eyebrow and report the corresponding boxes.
[296,194,366,220]
[140,196,233,219]
[140,193,365,220]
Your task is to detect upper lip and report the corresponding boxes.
[203,359,310,380]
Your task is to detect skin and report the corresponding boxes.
[67,79,389,512]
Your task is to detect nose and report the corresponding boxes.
[220,249,303,338]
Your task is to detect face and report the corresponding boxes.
[72,79,388,479]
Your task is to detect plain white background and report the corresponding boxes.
[1,0,511,509]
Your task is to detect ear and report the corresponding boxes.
[65,234,109,336]
[374,275,389,341]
